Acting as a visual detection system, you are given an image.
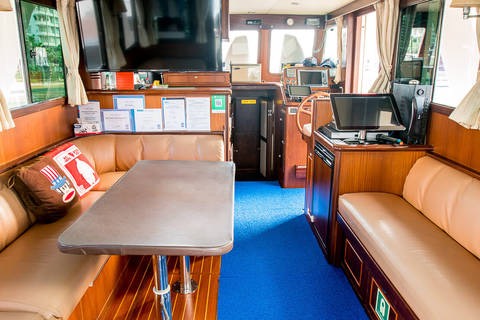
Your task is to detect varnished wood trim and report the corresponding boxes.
[221,0,229,40]
[328,0,378,20]
[344,239,363,287]
[430,102,454,116]
[11,97,67,118]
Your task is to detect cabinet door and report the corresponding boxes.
[311,152,333,253]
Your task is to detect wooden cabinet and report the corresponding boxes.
[308,132,432,263]
[278,103,309,188]
[162,72,231,87]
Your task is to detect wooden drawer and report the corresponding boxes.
[163,72,231,87]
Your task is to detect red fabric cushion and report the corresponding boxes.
[47,143,100,197]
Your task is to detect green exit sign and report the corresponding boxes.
[375,288,391,320]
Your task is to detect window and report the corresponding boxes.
[322,25,338,64]
[0,5,28,108]
[269,29,315,74]
[0,1,66,110]
[222,30,259,71]
[356,12,379,93]
[432,0,479,107]
[322,23,347,79]
[20,1,65,104]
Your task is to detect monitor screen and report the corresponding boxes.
[288,85,311,98]
[76,0,222,72]
[297,69,328,87]
[329,93,406,131]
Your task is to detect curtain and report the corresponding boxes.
[0,89,15,131]
[369,0,399,93]
[0,2,16,131]
[449,18,480,129]
[334,16,343,84]
[0,0,12,11]
[57,0,88,106]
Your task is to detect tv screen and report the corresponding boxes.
[76,0,222,72]
[329,94,406,131]
[297,69,328,87]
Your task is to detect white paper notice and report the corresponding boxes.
[133,109,163,132]
[101,110,132,132]
[113,95,145,110]
[78,101,102,125]
[163,98,186,130]
[186,97,210,130]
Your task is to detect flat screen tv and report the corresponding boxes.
[297,69,328,87]
[329,93,406,141]
[76,0,222,72]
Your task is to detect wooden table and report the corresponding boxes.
[58,160,235,320]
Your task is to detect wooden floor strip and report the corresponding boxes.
[97,256,221,320]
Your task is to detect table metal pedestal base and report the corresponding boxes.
[152,255,172,320]
[172,256,198,294]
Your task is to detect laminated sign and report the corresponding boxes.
[50,143,100,197]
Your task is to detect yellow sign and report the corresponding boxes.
[241,99,257,104]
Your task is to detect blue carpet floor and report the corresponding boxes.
[218,181,368,319]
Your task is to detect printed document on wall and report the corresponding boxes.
[186,97,210,130]
[133,109,163,132]
[163,98,186,130]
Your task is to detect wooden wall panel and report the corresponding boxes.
[427,111,480,173]
[336,150,429,196]
[0,104,77,170]
[87,89,230,133]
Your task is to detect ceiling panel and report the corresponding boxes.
[229,0,357,15]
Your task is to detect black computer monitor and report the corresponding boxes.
[329,93,406,141]
[288,85,311,99]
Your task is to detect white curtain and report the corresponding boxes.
[0,2,16,131]
[334,16,343,84]
[57,0,88,106]
[369,0,399,93]
[0,0,12,11]
[449,19,480,129]
[0,89,15,131]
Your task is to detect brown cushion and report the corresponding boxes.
[14,157,78,223]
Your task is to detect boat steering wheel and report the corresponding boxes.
[296,91,330,138]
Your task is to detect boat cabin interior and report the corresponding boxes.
[0,0,479,319]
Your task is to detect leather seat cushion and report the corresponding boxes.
[92,171,127,191]
[338,192,480,320]
[403,156,480,259]
[0,312,44,320]
[0,191,108,319]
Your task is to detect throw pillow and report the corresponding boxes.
[47,143,100,197]
[14,156,78,223]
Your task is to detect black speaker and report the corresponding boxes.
[392,83,432,145]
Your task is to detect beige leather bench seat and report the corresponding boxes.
[0,133,225,320]
[338,155,480,320]
[0,191,107,319]
[339,192,480,320]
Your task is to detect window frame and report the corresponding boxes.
[9,0,67,118]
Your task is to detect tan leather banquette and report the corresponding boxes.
[0,134,224,320]
[337,155,480,320]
